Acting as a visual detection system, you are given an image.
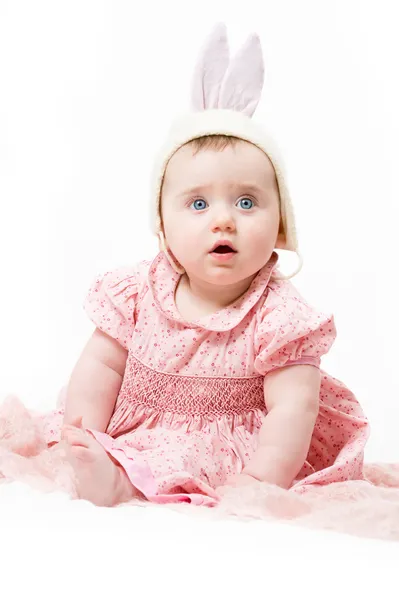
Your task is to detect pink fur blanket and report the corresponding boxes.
[1,395,398,542]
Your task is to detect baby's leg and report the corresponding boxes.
[62,421,138,507]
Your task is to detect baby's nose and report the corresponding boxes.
[211,209,236,232]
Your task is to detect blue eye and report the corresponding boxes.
[238,197,253,210]
[191,199,207,211]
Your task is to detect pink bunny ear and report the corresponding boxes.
[218,33,265,116]
[191,22,230,111]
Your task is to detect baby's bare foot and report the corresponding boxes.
[62,424,136,507]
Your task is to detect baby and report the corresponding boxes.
[46,24,369,507]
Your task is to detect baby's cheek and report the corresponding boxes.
[171,223,202,254]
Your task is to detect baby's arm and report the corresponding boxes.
[63,328,128,432]
[243,364,320,489]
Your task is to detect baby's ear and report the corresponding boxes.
[218,33,265,116]
[191,22,230,111]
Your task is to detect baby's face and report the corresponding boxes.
[160,140,281,285]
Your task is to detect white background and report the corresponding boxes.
[0,1,398,593]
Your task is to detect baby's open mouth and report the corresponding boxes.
[210,239,238,254]
[212,245,237,254]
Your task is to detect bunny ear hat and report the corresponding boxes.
[150,23,303,280]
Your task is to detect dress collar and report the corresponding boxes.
[148,251,278,332]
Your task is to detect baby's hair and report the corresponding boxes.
[184,134,241,155]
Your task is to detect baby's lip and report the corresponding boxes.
[209,239,237,253]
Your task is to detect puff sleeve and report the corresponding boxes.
[83,264,145,350]
[254,286,337,376]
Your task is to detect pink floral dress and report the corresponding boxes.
[41,250,370,506]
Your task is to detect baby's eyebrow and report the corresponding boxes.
[238,183,264,195]
[179,185,211,197]
[178,183,264,197]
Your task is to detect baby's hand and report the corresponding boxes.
[61,416,84,441]
[216,472,260,496]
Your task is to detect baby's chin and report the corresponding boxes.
[184,259,261,287]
